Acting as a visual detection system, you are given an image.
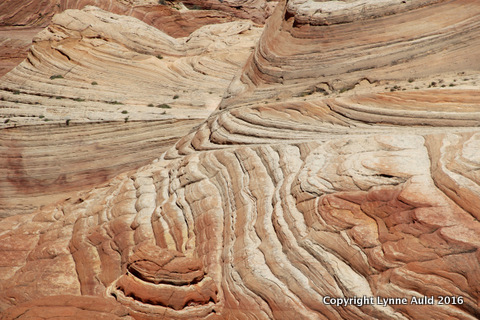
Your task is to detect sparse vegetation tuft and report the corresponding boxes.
[13,90,20,95]
[108,101,123,105]
[50,74,64,80]
[173,94,179,99]
[408,78,414,83]
[91,81,98,85]
[157,103,171,109]
[121,110,128,114]
[148,103,154,107]
[4,119,10,124]
[156,54,163,59]
[299,90,314,97]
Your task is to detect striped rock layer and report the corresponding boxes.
[1,90,480,319]
[221,0,480,108]
[0,6,261,217]
[1,0,480,320]
[0,0,247,78]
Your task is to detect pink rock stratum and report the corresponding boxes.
[1,0,480,319]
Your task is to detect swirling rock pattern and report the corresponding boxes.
[221,0,480,108]
[0,6,261,127]
[1,0,480,319]
[0,0,242,78]
[0,119,202,218]
[0,6,260,217]
[2,89,480,319]
[0,0,239,35]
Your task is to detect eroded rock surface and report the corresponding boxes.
[1,0,480,319]
[0,6,261,127]
[221,0,480,107]
[0,6,261,217]
[0,0,245,78]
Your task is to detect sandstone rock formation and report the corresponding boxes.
[0,27,43,78]
[0,119,202,218]
[0,0,260,78]
[221,0,480,107]
[1,0,480,319]
[0,6,261,217]
[0,0,239,34]
[0,6,261,127]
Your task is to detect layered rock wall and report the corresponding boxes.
[221,0,480,107]
[1,0,480,319]
[0,6,261,217]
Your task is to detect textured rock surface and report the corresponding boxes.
[0,6,261,127]
[0,27,43,78]
[0,0,253,77]
[0,6,260,217]
[0,0,239,35]
[1,0,480,319]
[1,95,480,318]
[221,0,480,107]
[0,119,201,218]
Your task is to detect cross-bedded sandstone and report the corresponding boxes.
[1,1,480,319]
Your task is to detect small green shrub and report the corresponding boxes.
[73,98,85,102]
[66,119,70,126]
[299,90,314,97]
[91,81,98,85]
[339,86,353,94]
[408,78,414,83]
[173,94,179,99]
[4,119,10,124]
[50,74,64,80]
[121,110,128,114]
[156,54,163,59]
[124,117,129,123]
[157,104,171,109]
[56,96,63,99]
[148,103,154,107]
[13,90,20,95]
[108,101,123,105]
[39,115,44,119]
